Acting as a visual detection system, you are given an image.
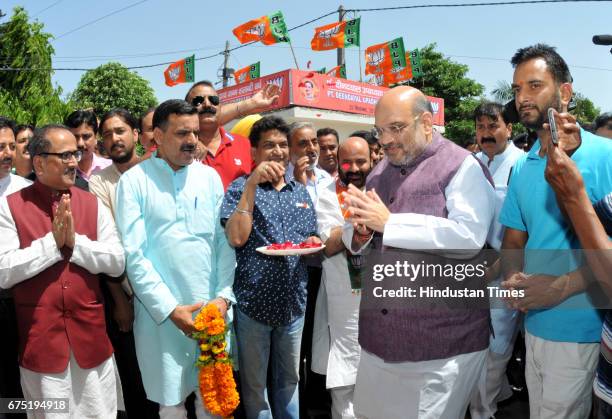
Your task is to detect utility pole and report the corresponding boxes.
[222,40,231,87]
[337,5,345,67]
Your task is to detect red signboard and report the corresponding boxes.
[218,69,445,126]
[217,70,291,112]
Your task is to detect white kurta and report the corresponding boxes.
[342,155,496,418]
[312,180,361,389]
[0,190,125,418]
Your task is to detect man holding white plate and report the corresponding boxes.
[221,116,321,419]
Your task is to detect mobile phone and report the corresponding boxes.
[548,108,559,145]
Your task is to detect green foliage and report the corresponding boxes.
[71,62,157,117]
[572,93,599,126]
[491,80,514,103]
[409,44,485,144]
[0,7,71,125]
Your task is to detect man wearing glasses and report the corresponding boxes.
[185,80,280,190]
[0,124,125,417]
[341,86,496,418]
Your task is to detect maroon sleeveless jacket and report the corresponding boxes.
[359,133,491,362]
[6,181,113,373]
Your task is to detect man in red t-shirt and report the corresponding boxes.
[185,81,280,190]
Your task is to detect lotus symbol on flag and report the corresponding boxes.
[168,66,180,82]
[238,72,248,83]
[368,48,385,69]
[318,25,341,48]
[246,23,266,38]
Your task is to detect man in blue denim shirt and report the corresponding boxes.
[221,116,321,419]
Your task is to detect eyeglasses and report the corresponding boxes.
[40,150,83,163]
[191,95,220,107]
[372,115,421,141]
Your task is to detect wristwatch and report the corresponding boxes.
[221,297,232,309]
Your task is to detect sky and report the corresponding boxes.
[3,0,612,114]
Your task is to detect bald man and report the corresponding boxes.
[342,86,496,418]
[311,137,371,418]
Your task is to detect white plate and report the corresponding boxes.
[256,245,325,256]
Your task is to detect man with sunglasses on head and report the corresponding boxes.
[341,86,496,418]
[185,80,280,190]
[0,124,125,417]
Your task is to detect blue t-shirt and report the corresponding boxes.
[221,176,317,327]
[500,129,612,342]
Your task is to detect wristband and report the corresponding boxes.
[235,208,252,215]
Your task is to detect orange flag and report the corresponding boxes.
[381,53,413,85]
[232,11,290,45]
[163,55,195,87]
[310,18,360,51]
[364,38,406,75]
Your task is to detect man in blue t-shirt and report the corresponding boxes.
[499,43,612,418]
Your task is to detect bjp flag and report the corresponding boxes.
[364,37,406,75]
[163,55,195,87]
[310,18,360,51]
[232,11,290,45]
[234,62,261,84]
[326,64,346,79]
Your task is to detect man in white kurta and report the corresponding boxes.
[342,87,495,419]
[312,137,372,419]
[470,102,525,419]
[115,100,235,417]
[0,125,125,419]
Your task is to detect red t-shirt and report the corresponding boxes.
[202,127,253,190]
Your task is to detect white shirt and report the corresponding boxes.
[476,141,525,189]
[313,180,361,388]
[0,195,125,290]
[0,173,31,198]
[286,162,333,206]
[342,156,496,257]
[476,142,525,250]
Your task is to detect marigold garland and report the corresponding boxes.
[193,304,239,418]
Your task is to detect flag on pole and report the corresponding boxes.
[234,62,261,84]
[310,17,360,51]
[316,67,326,74]
[326,64,346,79]
[364,38,406,75]
[408,49,424,78]
[380,52,413,85]
[232,11,290,45]
[164,55,195,87]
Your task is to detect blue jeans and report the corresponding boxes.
[235,308,304,419]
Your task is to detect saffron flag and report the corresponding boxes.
[365,37,406,75]
[381,52,413,85]
[310,17,360,51]
[164,55,195,87]
[326,64,346,79]
[232,11,290,45]
[234,62,261,84]
[409,48,424,78]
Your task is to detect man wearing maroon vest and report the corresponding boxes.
[0,125,125,418]
[342,86,496,418]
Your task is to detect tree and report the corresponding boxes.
[491,80,514,103]
[0,7,71,124]
[408,44,485,144]
[71,63,157,117]
[571,93,599,126]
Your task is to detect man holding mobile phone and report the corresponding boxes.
[500,44,612,418]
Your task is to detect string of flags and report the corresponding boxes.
[162,11,423,88]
